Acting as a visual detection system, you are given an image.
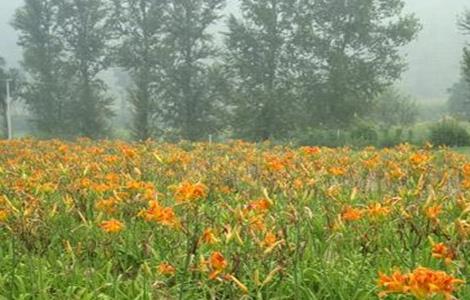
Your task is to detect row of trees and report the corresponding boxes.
[448,10,470,118]
[13,0,421,141]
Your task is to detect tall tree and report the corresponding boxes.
[295,0,420,128]
[161,0,225,141]
[0,57,8,138]
[225,0,298,141]
[461,10,470,85]
[56,0,114,138]
[12,0,72,137]
[373,88,417,128]
[112,0,167,141]
[448,78,470,120]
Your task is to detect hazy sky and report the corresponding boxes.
[0,0,469,102]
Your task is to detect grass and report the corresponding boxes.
[0,139,469,299]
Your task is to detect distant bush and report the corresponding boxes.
[294,128,349,148]
[429,120,470,147]
[350,123,378,147]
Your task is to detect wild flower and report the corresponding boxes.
[431,243,455,265]
[378,267,464,300]
[100,219,125,233]
[174,182,207,202]
[158,262,176,276]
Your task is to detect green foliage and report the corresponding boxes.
[226,0,420,141]
[373,88,418,127]
[12,0,73,137]
[225,0,298,141]
[56,0,115,139]
[294,128,349,148]
[0,57,7,138]
[464,48,470,85]
[451,10,470,123]
[448,79,470,120]
[112,0,167,141]
[429,120,470,147]
[350,123,379,147]
[293,124,419,149]
[12,0,422,142]
[159,0,226,141]
[295,0,421,128]
[13,0,114,139]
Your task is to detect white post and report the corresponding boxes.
[5,80,12,140]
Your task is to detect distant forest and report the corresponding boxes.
[0,0,469,147]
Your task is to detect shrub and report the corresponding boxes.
[429,120,470,147]
[350,123,379,147]
[294,128,349,148]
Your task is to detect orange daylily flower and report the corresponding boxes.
[100,219,125,233]
[432,243,455,265]
[341,206,363,222]
[208,251,228,280]
[425,205,442,220]
[140,201,179,228]
[200,228,219,245]
[367,203,391,219]
[0,209,9,222]
[174,182,207,202]
[158,262,176,276]
[378,267,464,300]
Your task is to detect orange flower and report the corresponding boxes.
[100,219,125,233]
[410,152,430,167]
[245,198,271,213]
[378,270,409,296]
[462,163,470,177]
[140,201,179,228]
[367,203,390,219]
[432,243,455,265]
[408,267,464,300]
[328,166,346,176]
[388,162,405,180]
[341,206,363,222]
[158,262,176,276]
[461,178,470,190]
[363,156,380,170]
[262,232,277,248]
[0,209,9,222]
[302,146,321,155]
[174,182,207,202]
[210,251,227,271]
[95,198,119,214]
[378,267,464,300]
[200,228,219,245]
[425,205,442,220]
[208,251,228,280]
[249,215,266,232]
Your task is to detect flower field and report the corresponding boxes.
[0,139,469,299]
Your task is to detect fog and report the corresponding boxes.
[1,0,468,103]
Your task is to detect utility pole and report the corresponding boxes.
[5,79,12,140]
